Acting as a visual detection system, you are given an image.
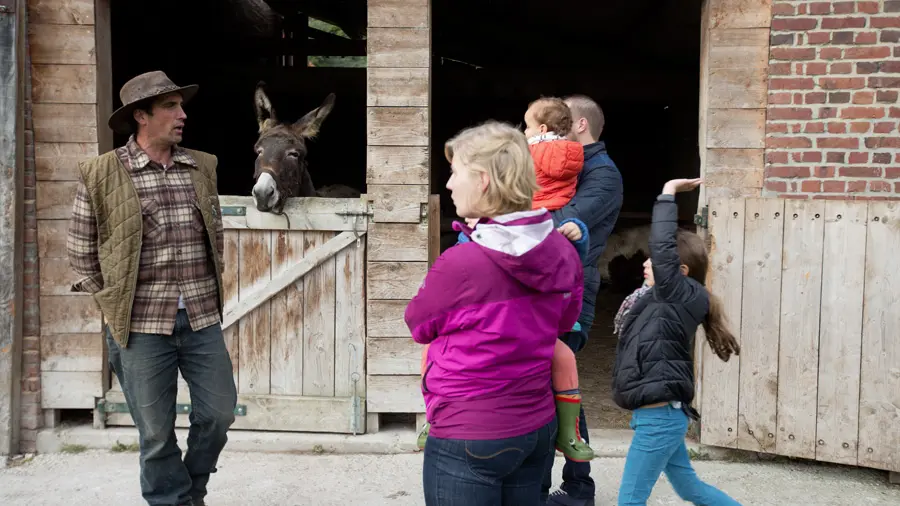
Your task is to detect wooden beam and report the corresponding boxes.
[221,231,361,329]
[0,0,23,456]
[219,195,369,232]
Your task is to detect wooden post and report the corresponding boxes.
[0,0,24,456]
[365,0,431,420]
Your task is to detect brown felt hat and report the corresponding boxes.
[108,71,199,134]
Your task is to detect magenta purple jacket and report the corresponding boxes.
[404,209,584,440]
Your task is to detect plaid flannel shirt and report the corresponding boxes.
[67,136,224,335]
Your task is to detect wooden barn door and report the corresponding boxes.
[103,196,369,434]
[697,197,900,474]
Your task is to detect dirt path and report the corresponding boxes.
[2,450,898,505]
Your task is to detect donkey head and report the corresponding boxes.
[251,81,335,212]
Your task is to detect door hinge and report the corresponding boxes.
[97,399,248,417]
[220,205,246,216]
[694,206,709,229]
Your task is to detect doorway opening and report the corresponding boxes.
[107,0,368,198]
[432,0,706,429]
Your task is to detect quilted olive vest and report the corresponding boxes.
[77,149,224,346]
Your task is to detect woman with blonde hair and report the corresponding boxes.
[404,121,585,505]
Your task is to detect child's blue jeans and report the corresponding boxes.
[618,403,741,506]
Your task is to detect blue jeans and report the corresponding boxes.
[542,329,595,501]
[106,309,238,506]
[618,404,741,505]
[423,418,558,506]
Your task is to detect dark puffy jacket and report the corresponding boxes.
[550,141,623,336]
[611,195,707,414]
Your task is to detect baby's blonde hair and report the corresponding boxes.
[444,121,539,217]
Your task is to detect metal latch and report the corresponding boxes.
[220,206,246,216]
[98,399,247,417]
[694,206,709,229]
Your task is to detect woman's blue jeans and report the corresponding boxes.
[618,404,741,506]
[422,418,558,506]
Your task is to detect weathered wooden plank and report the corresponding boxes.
[0,8,21,454]
[35,142,97,179]
[39,256,80,295]
[238,230,272,395]
[26,0,95,25]
[704,149,764,197]
[366,146,429,185]
[367,374,424,413]
[367,68,428,107]
[857,201,900,473]
[816,201,867,466]
[31,64,96,103]
[737,198,784,453]
[35,181,77,219]
[708,67,768,109]
[368,222,429,261]
[368,338,421,375]
[303,232,337,397]
[334,234,366,399]
[368,262,427,300]
[32,104,97,143]
[222,231,240,386]
[428,194,440,266]
[94,0,112,153]
[37,219,67,258]
[700,197,745,448]
[776,200,824,459]
[709,0,773,30]
[42,371,102,409]
[367,28,430,67]
[106,390,364,433]
[222,231,359,329]
[368,0,428,28]
[40,333,102,372]
[707,109,766,149]
[269,230,305,396]
[708,28,770,69]
[367,299,411,338]
[367,108,429,146]
[28,24,95,64]
[368,184,429,223]
[39,295,101,334]
[219,195,368,232]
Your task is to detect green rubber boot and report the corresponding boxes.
[417,421,430,450]
[555,397,594,462]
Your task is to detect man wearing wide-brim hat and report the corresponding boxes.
[67,70,236,506]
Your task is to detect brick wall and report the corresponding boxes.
[20,7,41,453]
[766,0,900,199]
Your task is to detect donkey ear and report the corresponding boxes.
[254,81,277,133]
[293,93,335,138]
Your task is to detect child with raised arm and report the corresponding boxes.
[612,178,742,505]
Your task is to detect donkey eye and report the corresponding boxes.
[286,151,300,158]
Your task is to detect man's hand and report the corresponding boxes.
[662,178,702,195]
[558,222,582,242]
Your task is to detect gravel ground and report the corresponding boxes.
[2,450,898,505]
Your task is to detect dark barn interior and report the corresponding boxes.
[432,0,705,429]
[109,0,368,198]
[109,0,705,430]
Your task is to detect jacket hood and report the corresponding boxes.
[529,139,584,181]
[453,209,582,293]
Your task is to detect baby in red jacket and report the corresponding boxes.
[523,97,585,211]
